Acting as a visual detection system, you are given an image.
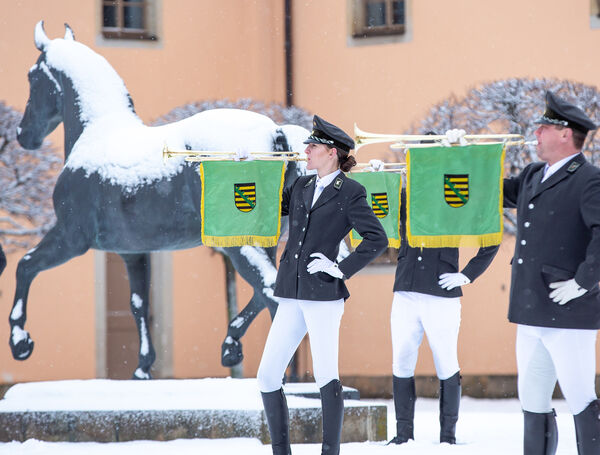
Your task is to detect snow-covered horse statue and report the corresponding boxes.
[11,21,310,378]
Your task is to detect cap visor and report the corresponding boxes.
[534,116,553,125]
[303,137,320,145]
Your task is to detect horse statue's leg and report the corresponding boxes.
[119,253,156,379]
[0,243,6,277]
[9,225,89,361]
[219,245,279,367]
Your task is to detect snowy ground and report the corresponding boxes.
[0,379,578,454]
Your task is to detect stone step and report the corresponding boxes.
[0,378,386,444]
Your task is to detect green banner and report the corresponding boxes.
[200,160,285,247]
[406,143,505,248]
[348,171,401,248]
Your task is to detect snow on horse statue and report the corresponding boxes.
[11,21,310,378]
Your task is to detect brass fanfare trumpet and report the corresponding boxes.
[354,124,532,151]
[162,145,306,163]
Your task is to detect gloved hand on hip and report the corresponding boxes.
[438,272,471,290]
[307,252,344,279]
[549,279,587,305]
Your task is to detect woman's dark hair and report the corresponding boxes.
[335,148,357,172]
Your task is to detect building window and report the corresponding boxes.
[102,0,157,40]
[353,0,405,38]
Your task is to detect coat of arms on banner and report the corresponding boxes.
[444,174,469,208]
[371,193,389,218]
[234,183,257,212]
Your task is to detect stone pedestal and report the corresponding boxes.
[0,378,386,443]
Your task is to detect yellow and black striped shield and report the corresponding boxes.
[371,192,389,218]
[444,174,469,208]
[234,182,256,212]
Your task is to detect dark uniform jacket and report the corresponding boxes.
[504,153,600,329]
[274,172,387,301]
[393,189,499,298]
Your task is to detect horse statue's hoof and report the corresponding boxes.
[10,330,34,361]
[132,368,152,380]
[221,336,243,367]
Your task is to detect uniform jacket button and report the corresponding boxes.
[528,203,534,209]
[524,222,530,227]
[517,258,523,264]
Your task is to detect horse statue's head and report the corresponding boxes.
[17,21,73,150]
[17,21,136,156]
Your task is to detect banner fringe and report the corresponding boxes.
[407,232,503,248]
[202,235,279,248]
[350,235,401,249]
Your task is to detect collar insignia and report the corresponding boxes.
[333,177,343,190]
[305,176,315,187]
[567,161,581,173]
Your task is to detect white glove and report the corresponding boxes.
[549,279,587,305]
[367,159,385,172]
[443,129,468,146]
[233,149,253,161]
[438,272,471,290]
[307,252,344,279]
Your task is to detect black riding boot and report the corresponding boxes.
[574,399,600,455]
[388,375,415,444]
[523,409,558,455]
[439,371,461,444]
[261,388,292,455]
[320,379,344,455]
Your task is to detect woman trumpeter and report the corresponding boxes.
[257,115,387,455]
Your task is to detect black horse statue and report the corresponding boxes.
[10,21,310,378]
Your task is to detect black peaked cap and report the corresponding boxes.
[535,91,597,134]
[303,115,355,153]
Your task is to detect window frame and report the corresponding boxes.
[102,0,157,41]
[352,0,406,39]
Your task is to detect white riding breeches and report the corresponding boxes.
[391,291,461,380]
[257,297,345,393]
[516,324,598,415]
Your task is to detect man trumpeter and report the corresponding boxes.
[504,91,600,454]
